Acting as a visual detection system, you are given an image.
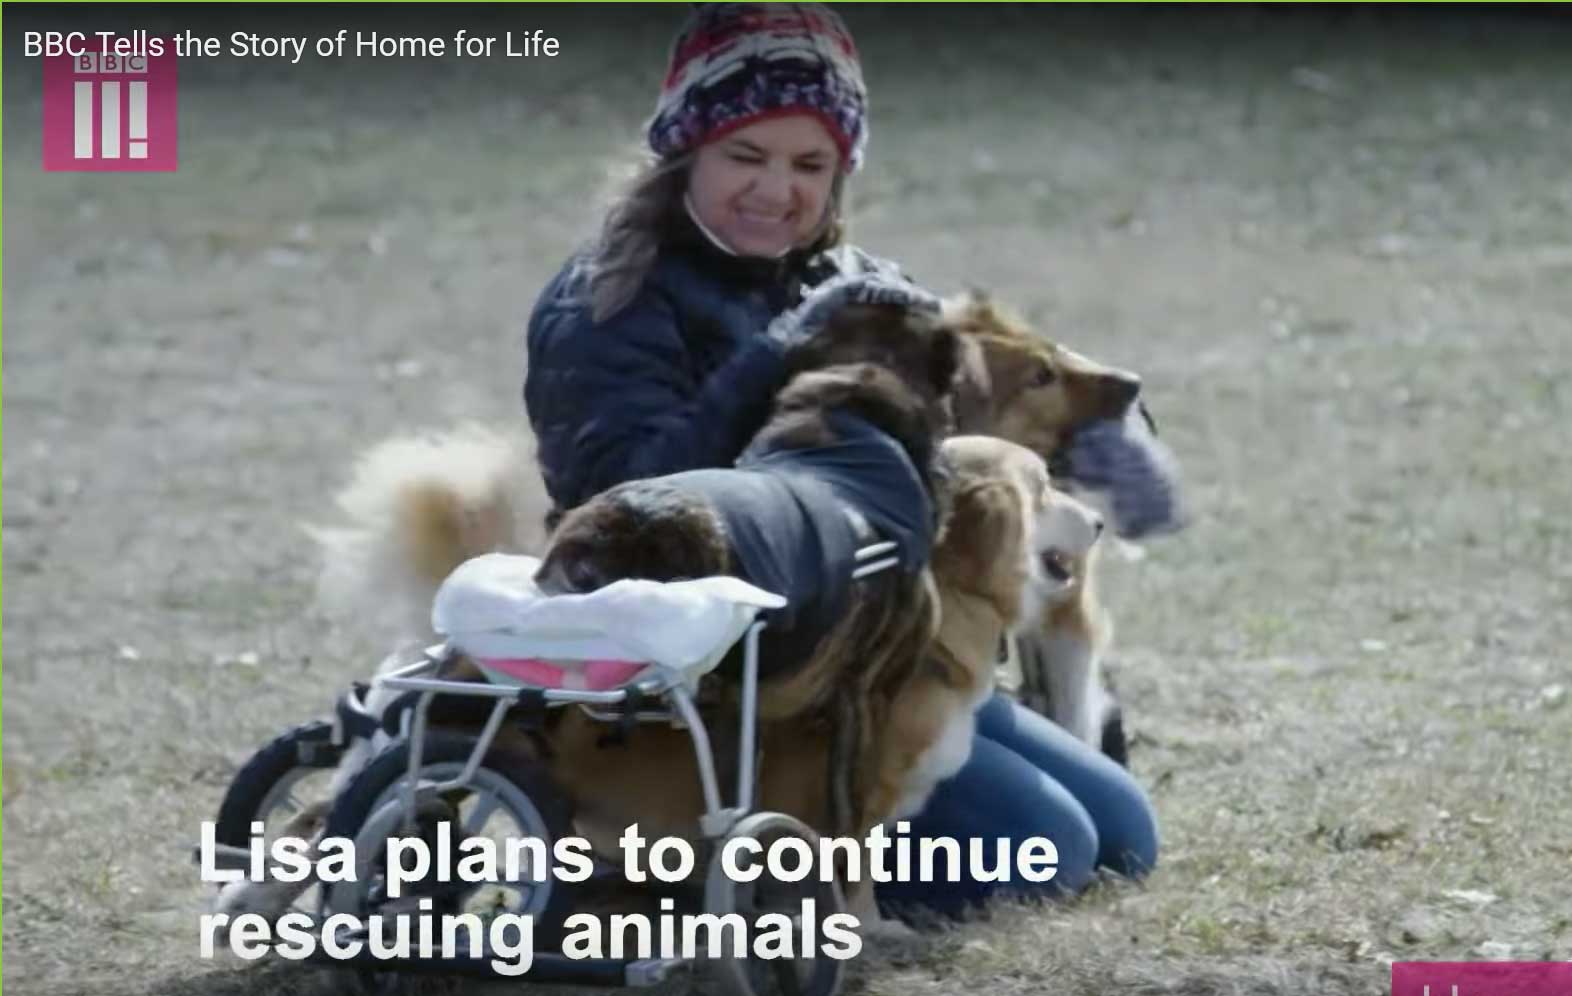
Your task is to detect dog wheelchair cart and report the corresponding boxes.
[207,544,905,996]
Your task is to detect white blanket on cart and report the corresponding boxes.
[431,553,787,690]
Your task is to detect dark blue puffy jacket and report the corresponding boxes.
[523,217,897,524]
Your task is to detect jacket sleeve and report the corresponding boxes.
[524,277,788,512]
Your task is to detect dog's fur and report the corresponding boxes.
[524,433,1101,831]
[529,299,968,843]
[307,295,1141,779]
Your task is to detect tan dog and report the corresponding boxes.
[947,292,1142,462]
[511,296,967,848]
[475,434,1101,944]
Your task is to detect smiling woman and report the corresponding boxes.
[686,116,842,259]
[523,2,892,525]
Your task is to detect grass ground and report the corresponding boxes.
[4,6,1569,995]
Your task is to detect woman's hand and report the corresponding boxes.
[766,273,942,349]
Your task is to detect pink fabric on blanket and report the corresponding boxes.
[475,656,648,690]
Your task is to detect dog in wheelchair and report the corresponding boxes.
[214,290,1150,930]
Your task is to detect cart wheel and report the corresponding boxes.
[215,720,343,842]
[212,720,343,913]
[701,812,846,996]
[321,731,576,942]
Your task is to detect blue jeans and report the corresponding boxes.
[874,692,1159,920]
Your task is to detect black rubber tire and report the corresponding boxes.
[213,719,340,848]
[322,731,578,940]
[701,811,847,996]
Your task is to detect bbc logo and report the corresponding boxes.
[43,42,177,171]
[73,79,152,159]
[73,53,150,75]
[1392,961,1572,996]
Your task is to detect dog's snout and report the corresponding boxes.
[1107,374,1141,414]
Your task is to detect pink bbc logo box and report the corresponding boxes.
[42,40,177,171]
[1392,962,1572,996]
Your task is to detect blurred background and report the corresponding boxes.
[5,5,1570,995]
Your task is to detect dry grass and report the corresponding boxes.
[5,7,1570,996]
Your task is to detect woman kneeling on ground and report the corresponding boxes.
[521,3,1159,920]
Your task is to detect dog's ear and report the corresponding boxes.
[934,478,1027,600]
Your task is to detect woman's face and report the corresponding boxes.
[687,115,841,258]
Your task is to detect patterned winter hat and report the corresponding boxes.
[646,3,869,172]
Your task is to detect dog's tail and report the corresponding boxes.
[306,423,551,644]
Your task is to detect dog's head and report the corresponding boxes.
[943,291,1142,458]
[1027,468,1104,616]
[936,435,1104,630]
[760,299,966,509]
[534,481,732,594]
[781,298,965,434]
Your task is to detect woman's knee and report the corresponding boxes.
[1033,796,1099,896]
[975,693,1160,879]
[876,735,1104,914]
[1095,773,1159,879]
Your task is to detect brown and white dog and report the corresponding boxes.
[524,295,967,844]
[876,435,1103,824]
[503,434,1100,866]
[945,293,1142,760]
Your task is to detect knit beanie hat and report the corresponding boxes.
[646,3,869,172]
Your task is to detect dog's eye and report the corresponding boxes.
[1031,362,1057,387]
